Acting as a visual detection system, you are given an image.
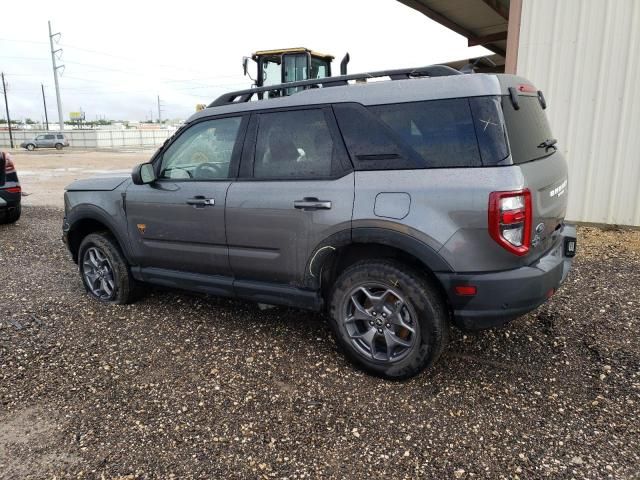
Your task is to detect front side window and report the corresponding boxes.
[254,109,335,179]
[159,117,242,180]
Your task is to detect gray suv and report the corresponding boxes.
[21,133,69,151]
[63,66,576,379]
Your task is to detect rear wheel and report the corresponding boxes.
[26,144,35,151]
[328,260,449,379]
[1,205,21,224]
[78,233,136,304]
[55,143,63,150]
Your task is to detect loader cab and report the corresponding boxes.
[244,48,335,99]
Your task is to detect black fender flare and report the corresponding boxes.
[65,204,133,263]
[303,227,453,289]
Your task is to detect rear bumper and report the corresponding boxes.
[436,224,576,330]
[0,189,21,208]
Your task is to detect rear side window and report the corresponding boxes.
[57,134,64,139]
[370,99,482,168]
[254,109,338,179]
[334,98,511,170]
[502,95,554,164]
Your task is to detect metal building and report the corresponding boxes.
[399,0,640,227]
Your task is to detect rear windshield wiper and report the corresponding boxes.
[537,138,558,151]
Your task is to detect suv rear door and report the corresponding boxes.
[226,107,354,287]
[125,115,247,277]
[500,84,569,257]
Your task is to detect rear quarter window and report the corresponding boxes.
[334,97,510,170]
[370,98,482,168]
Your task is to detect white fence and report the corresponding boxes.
[0,128,177,150]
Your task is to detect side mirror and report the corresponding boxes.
[132,163,156,185]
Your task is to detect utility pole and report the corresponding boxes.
[41,84,49,130]
[157,95,162,124]
[1,72,14,148]
[48,20,65,132]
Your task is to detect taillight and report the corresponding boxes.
[488,189,532,256]
[4,186,21,193]
[4,154,15,173]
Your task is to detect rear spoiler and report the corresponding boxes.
[507,85,547,111]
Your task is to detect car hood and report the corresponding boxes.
[65,175,129,192]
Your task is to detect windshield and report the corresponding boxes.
[502,95,554,164]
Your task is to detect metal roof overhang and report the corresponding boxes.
[396,0,515,72]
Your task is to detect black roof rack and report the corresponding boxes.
[208,64,462,107]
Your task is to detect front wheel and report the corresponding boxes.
[78,233,136,304]
[26,144,35,151]
[328,260,449,380]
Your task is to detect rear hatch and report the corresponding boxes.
[500,78,568,258]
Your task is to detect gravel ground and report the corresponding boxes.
[0,207,638,479]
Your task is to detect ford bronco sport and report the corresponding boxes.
[63,66,576,379]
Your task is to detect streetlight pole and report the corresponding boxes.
[1,72,14,149]
[41,84,50,130]
[48,20,65,132]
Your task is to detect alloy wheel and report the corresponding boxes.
[342,283,419,362]
[82,247,116,300]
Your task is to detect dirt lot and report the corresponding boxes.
[0,152,639,479]
[8,150,150,208]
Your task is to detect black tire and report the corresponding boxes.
[26,144,35,151]
[328,260,449,380]
[78,232,136,304]
[55,143,63,150]
[1,204,21,224]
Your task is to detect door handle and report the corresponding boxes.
[294,198,332,210]
[187,196,215,207]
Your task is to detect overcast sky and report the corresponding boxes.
[0,0,490,123]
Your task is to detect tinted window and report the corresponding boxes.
[502,95,554,164]
[469,96,510,165]
[57,134,64,139]
[44,134,55,140]
[160,117,242,180]
[254,109,336,179]
[370,99,482,168]
[333,103,422,171]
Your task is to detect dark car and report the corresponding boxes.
[0,152,22,224]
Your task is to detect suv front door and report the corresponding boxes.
[125,115,247,278]
[226,107,354,288]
